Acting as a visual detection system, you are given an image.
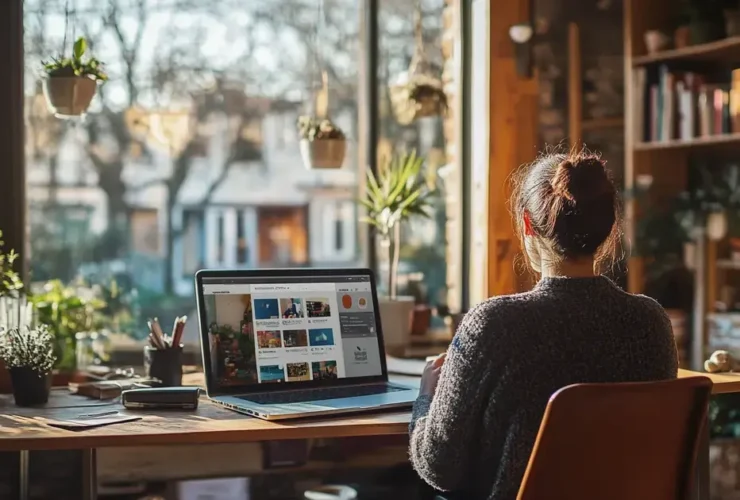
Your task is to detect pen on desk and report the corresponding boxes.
[77,410,119,419]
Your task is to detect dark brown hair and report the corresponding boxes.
[510,149,622,274]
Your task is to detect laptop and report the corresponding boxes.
[195,268,418,420]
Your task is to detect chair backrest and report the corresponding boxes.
[516,376,713,500]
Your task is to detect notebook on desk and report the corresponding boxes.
[195,268,418,421]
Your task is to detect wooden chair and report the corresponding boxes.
[517,377,713,500]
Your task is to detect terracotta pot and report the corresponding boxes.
[299,138,346,170]
[674,26,691,48]
[42,76,98,117]
[9,367,51,406]
[410,304,432,336]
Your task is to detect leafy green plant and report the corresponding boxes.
[360,151,434,298]
[29,280,106,370]
[43,37,107,81]
[297,116,345,141]
[0,325,56,374]
[0,230,22,297]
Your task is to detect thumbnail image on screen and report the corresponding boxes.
[283,329,308,348]
[306,298,331,318]
[254,298,280,320]
[260,365,285,383]
[312,360,338,380]
[256,330,282,349]
[286,362,310,382]
[279,298,303,319]
[308,328,335,347]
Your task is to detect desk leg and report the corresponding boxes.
[18,450,29,500]
[82,448,97,500]
[695,422,710,500]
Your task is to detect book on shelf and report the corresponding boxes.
[633,65,740,144]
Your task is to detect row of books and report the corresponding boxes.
[632,66,740,143]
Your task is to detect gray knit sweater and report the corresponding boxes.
[409,276,678,500]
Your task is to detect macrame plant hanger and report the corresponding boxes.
[299,0,347,170]
[389,0,446,125]
[43,0,99,119]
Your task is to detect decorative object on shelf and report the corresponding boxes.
[297,114,346,170]
[674,25,691,48]
[680,0,727,45]
[705,349,740,372]
[30,280,105,371]
[0,325,56,406]
[707,211,729,240]
[725,1,740,36]
[42,36,107,119]
[389,2,447,125]
[644,30,670,54]
[360,151,435,354]
[509,23,534,77]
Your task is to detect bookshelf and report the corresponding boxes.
[625,1,740,370]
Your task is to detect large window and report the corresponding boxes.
[23,0,363,338]
[377,0,460,321]
[16,0,467,346]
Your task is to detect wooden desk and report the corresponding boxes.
[0,369,733,500]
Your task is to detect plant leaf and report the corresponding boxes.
[73,37,87,60]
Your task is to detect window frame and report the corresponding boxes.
[2,0,472,330]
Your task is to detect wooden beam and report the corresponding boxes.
[568,22,582,146]
[0,0,26,282]
[486,0,538,297]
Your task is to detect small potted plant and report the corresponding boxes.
[360,151,434,354]
[42,37,107,118]
[0,325,56,406]
[390,73,448,125]
[678,0,726,45]
[297,116,346,170]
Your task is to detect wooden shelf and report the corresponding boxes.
[633,36,740,66]
[582,117,624,131]
[717,259,740,269]
[633,133,740,152]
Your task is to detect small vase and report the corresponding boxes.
[707,211,729,241]
[725,9,740,37]
[644,30,670,54]
[9,367,51,406]
[674,26,691,48]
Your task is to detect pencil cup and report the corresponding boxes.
[144,345,183,387]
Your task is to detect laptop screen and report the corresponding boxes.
[199,273,384,392]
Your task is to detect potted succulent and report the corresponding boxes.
[0,325,56,406]
[297,116,346,170]
[42,37,107,118]
[360,151,434,354]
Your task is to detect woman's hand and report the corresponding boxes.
[420,353,446,397]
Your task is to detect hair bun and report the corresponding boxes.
[551,155,612,204]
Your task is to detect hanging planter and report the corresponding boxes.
[389,6,447,125]
[42,37,107,119]
[297,116,346,170]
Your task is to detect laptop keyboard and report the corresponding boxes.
[238,383,408,405]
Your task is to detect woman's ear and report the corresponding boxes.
[523,212,535,237]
